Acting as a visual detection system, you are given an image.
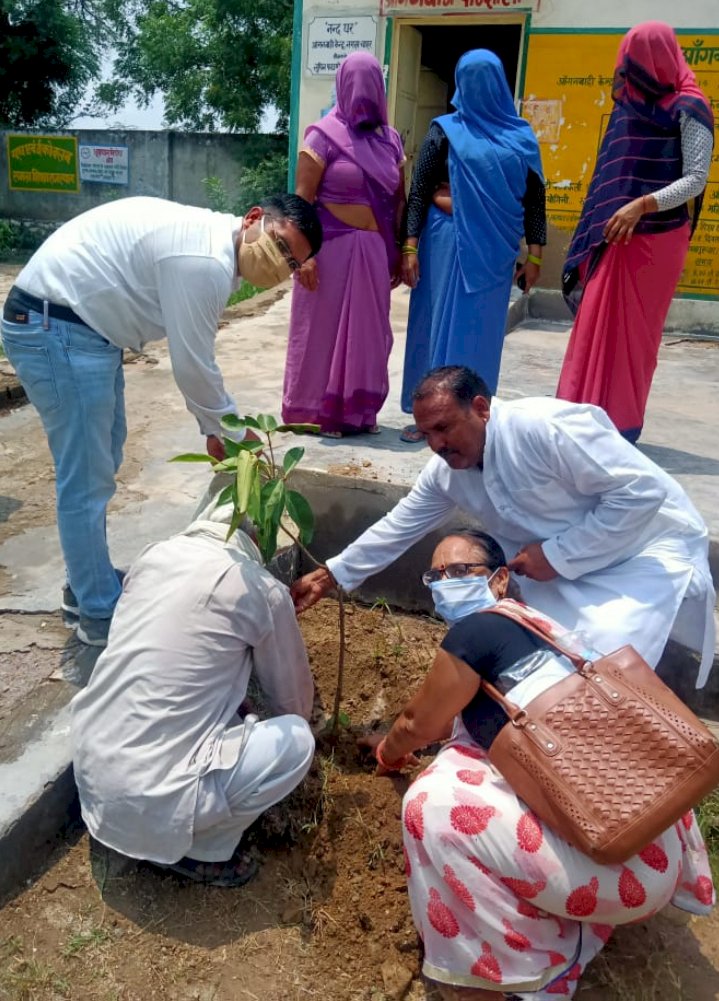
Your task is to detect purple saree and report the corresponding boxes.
[282,53,404,434]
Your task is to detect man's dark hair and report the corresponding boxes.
[261,194,323,258]
[412,365,492,407]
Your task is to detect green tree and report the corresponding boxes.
[100,0,292,133]
[0,0,113,127]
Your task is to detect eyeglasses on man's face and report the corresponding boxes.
[267,221,302,272]
[421,562,491,587]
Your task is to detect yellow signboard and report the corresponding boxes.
[7,135,79,193]
[523,31,719,299]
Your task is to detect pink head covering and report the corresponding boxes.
[308,52,401,195]
[334,51,389,131]
[613,21,713,128]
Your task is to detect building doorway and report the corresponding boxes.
[389,18,525,182]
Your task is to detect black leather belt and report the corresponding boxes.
[3,285,91,328]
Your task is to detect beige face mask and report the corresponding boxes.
[238,215,292,288]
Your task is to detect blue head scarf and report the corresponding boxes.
[435,50,543,294]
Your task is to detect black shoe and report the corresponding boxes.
[61,569,126,622]
[76,615,112,648]
[158,852,259,888]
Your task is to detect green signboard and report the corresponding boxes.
[7,134,79,193]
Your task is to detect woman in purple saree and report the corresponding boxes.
[282,53,406,437]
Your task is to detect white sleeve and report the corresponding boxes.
[652,114,713,212]
[327,459,458,591]
[155,254,238,440]
[251,581,314,720]
[539,416,667,580]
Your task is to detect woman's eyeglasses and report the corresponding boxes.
[421,563,491,586]
[268,223,302,272]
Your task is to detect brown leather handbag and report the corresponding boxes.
[482,604,719,865]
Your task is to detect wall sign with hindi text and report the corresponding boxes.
[380,0,538,14]
[306,16,378,75]
[79,144,129,185]
[7,135,79,193]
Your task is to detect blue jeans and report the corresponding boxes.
[1,310,126,618]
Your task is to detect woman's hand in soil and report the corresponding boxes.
[295,258,319,291]
[358,733,420,776]
[291,567,335,613]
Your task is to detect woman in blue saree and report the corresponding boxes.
[399,50,546,442]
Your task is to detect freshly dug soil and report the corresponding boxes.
[1,601,718,1001]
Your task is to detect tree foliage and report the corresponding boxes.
[99,0,293,133]
[203,152,290,215]
[0,0,109,127]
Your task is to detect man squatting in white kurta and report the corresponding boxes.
[293,366,715,689]
[71,501,315,886]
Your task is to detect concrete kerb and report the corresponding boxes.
[0,632,99,903]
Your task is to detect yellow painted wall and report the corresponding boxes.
[523,31,719,298]
[524,31,719,296]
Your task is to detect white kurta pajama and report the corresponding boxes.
[327,398,715,687]
[72,523,315,865]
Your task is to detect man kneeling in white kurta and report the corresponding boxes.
[71,507,315,888]
[293,365,715,690]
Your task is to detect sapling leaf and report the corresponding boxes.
[240,415,261,430]
[286,489,315,545]
[276,423,321,434]
[257,479,286,563]
[221,413,246,430]
[169,453,217,463]
[222,438,263,458]
[256,413,279,433]
[236,449,258,515]
[282,446,305,476]
[246,467,262,526]
[261,478,286,518]
[216,484,234,507]
[337,710,351,729]
[225,504,244,543]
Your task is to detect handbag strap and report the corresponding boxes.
[476,601,591,723]
[484,601,592,671]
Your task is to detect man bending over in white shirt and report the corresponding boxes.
[1,193,322,647]
[292,365,715,691]
[71,508,315,888]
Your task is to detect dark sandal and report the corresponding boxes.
[160,851,259,888]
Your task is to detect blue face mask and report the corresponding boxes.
[429,572,498,625]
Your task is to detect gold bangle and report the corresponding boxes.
[526,253,542,266]
[401,244,418,255]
